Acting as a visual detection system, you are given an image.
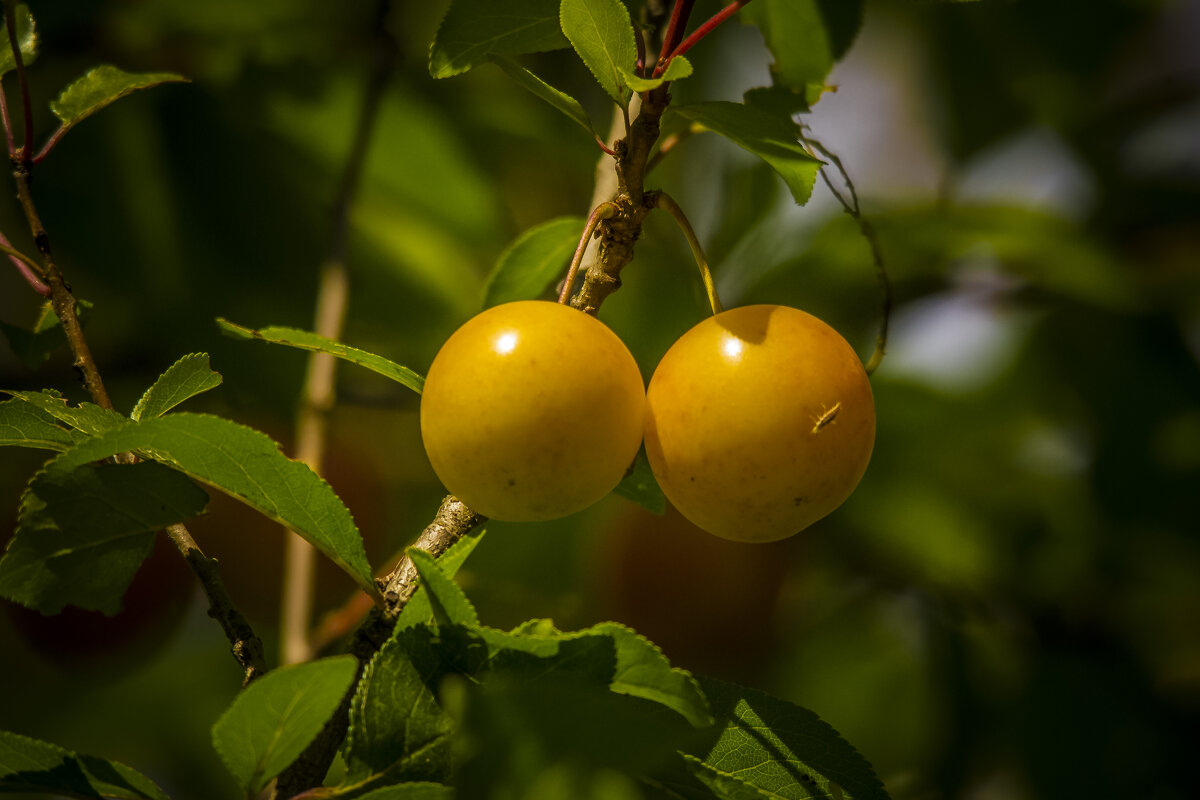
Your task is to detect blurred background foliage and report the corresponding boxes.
[1,0,1198,798]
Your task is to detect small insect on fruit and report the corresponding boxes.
[644,304,875,542]
[420,300,646,522]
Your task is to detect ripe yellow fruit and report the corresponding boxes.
[644,304,875,542]
[420,300,646,522]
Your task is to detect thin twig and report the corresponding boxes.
[33,124,67,164]
[0,75,13,157]
[805,132,892,374]
[558,202,618,304]
[167,524,267,685]
[280,0,398,666]
[652,191,723,315]
[3,1,31,161]
[0,231,49,295]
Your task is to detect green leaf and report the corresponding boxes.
[684,676,891,800]
[217,318,424,395]
[48,413,377,595]
[618,56,693,92]
[395,526,487,633]
[0,729,170,800]
[657,753,776,800]
[430,0,567,79]
[408,548,479,628]
[560,0,638,105]
[673,101,823,205]
[0,398,84,451]
[131,353,222,421]
[479,621,713,728]
[0,299,91,370]
[492,58,597,138]
[4,389,128,436]
[0,4,38,77]
[0,460,208,615]
[50,65,188,139]
[342,626,456,789]
[741,0,863,95]
[212,655,358,795]
[483,215,585,308]
[355,784,454,800]
[613,445,666,515]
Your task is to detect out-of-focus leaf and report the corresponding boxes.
[683,676,890,800]
[212,655,358,795]
[4,389,128,436]
[50,65,188,138]
[429,0,566,78]
[613,446,666,515]
[217,318,424,394]
[619,56,693,92]
[0,460,208,614]
[48,413,376,596]
[483,216,585,308]
[0,299,91,370]
[0,4,37,76]
[131,353,222,421]
[0,729,170,799]
[560,0,638,105]
[0,398,84,451]
[408,548,480,628]
[492,58,597,139]
[673,102,822,205]
[741,0,863,95]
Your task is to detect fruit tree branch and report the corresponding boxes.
[0,1,266,686]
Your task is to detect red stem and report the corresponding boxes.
[0,227,48,295]
[656,0,695,67]
[0,80,13,157]
[33,125,67,164]
[658,0,752,74]
[3,2,32,162]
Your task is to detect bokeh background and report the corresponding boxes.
[2,0,1199,798]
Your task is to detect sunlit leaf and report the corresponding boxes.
[673,101,822,205]
[0,460,208,614]
[217,318,424,394]
[0,729,170,800]
[212,655,358,795]
[618,56,693,92]
[50,65,188,141]
[48,413,377,595]
[354,784,455,800]
[483,215,585,308]
[0,4,37,77]
[408,548,480,628]
[131,353,222,421]
[492,58,597,139]
[395,527,487,633]
[560,0,638,105]
[430,0,566,78]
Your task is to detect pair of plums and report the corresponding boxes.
[419,300,874,543]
